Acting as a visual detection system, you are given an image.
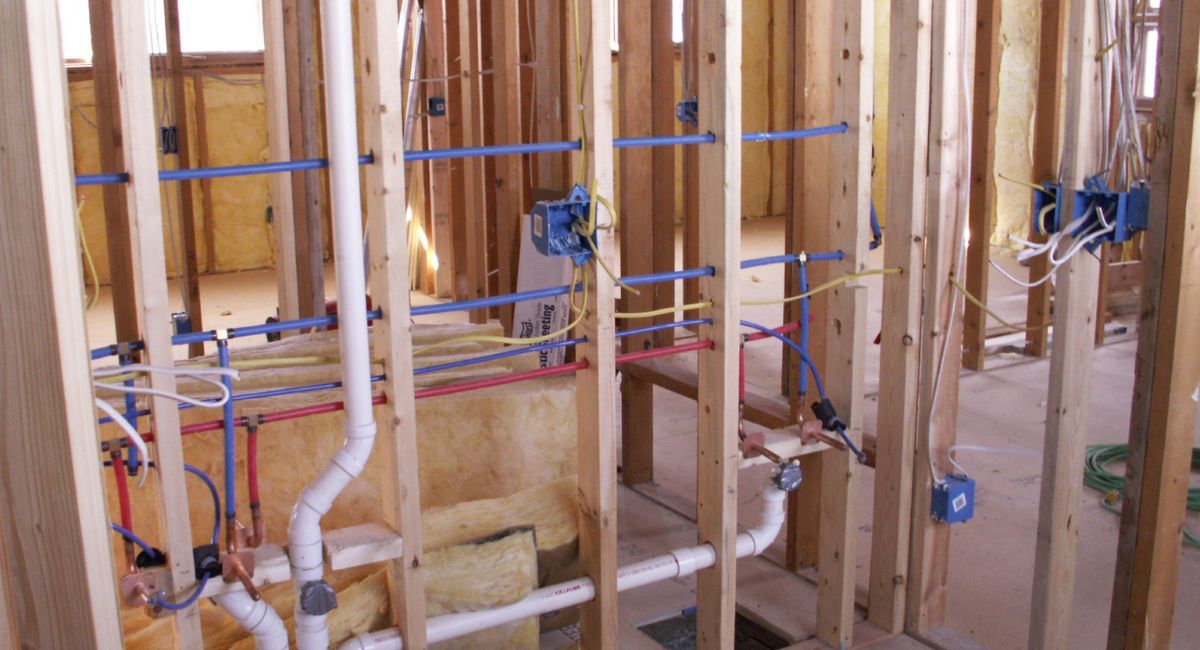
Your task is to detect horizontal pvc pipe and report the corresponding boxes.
[341,480,788,650]
[76,124,848,186]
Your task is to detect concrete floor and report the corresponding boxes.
[84,217,1199,648]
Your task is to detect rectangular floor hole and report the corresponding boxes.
[637,609,790,650]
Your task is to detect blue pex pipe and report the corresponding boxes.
[120,353,139,473]
[740,251,844,269]
[740,319,825,400]
[217,340,236,519]
[618,318,710,339]
[75,124,848,186]
[415,338,585,376]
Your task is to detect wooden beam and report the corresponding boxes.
[574,1,619,645]
[694,0,742,647]
[445,0,469,304]
[1024,1,1069,358]
[650,0,677,353]
[532,0,566,191]
[262,0,301,323]
[904,0,974,635]
[455,0,488,323]
[191,77,217,275]
[0,1,123,646]
[1106,3,1200,648]
[283,0,325,318]
[814,0,873,645]
[95,0,206,643]
[491,0,524,330]
[87,0,139,343]
[868,0,932,633]
[618,0,656,486]
[961,0,1001,371]
[1028,0,1104,646]
[784,0,834,572]
[423,0,454,299]
[163,0,204,357]
[358,0,428,644]
[682,0,701,322]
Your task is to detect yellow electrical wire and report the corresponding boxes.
[77,200,100,309]
[412,265,591,356]
[577,178,639,295]
[997,173,1053,194]
[741,268,902,306]
[615,301,712,320]
[948,275,1049,333]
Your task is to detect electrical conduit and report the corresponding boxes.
[339,479,788,650]
[289,0,378,648]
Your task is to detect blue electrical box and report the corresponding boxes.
[1031,182,1063,235]
[676,97,699,128]
[1069,178,1150,248]
[931,474,976,524]
[428,96,447,117]
[530,184,595,266]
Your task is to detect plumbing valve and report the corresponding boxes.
[772,460,803,492]
[300,579,338,616]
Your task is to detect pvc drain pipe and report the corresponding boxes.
[288,0,378,648]
[340,481,788,650]
[214,591,289,650]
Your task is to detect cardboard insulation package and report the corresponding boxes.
[99,323,580,648]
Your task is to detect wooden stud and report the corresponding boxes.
[532,0,566,192]
[574,1,619,645]
[682,0,701,323]
[867,0,932,633]
[618,0,655,486]
[650,0,677,351]
[1024,1,1069,357]
[814,0,873,645]
[694,0,742,647]
[163,0,205,357]
[904,0,975,635]
[283,0,325,318]
[1028,0,1104,646]
[93,0,206,643]
[491,0,524,330]
[456,0,488,323]
[423,0,455,299]
[358,0,428,644]
[191,77,217,275]
[262,0,301,323]
[784,0,834,572]
[445,0,469,304]
[0,1,124,646]
[480,4,499,311]
[87,0,139,343]
[1107,3,1200,647]
[961,0,1001,371]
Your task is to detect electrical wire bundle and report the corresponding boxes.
[1083,443,1199,548]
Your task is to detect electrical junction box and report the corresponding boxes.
[931,474,975,524]
[530,184,595,266]
[428,96,447,117]
[1031,182,1063,235]
[1070,178,1150,248]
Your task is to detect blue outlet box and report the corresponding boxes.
[931,474,975,524]
[1031,182,1063,235]
[530,184,595,266]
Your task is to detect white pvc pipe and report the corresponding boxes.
[289,0,378,648]
[214,591,289,650]
[341,482,789,650]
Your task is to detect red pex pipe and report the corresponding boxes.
[414,361,589,400]
[616,339,714,364]
[246,428,260,506]
[112,451,133,530]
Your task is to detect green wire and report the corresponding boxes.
[1083,444,1200,549]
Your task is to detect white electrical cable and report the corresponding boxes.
[947,444,1041,478]
[94,398,151,487]
[92,365,240,408]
